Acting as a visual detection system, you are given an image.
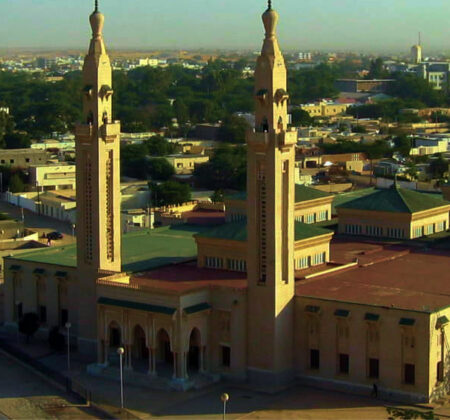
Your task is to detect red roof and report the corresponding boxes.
[131,263,247,293]
[296,249,450,312]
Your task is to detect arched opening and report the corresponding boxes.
[132,325,148,372]
[107,321,122,365]
[102,111,108,124]
[261,117,269,132]
[156,329,173,377]
[188,328,201,374]
[278,116,283,131]
[87,110,94,125]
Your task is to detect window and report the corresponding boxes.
[436,221,446,232]
[296,256,309,270]
[369,358,379,379]
[404,363,415,385]
[425,224,434,235]
[305,214,315,224]
[339,354,349,374]
[39,305,47,324]
[60,309,68,327]
[437,361,444,382]
[310,349,320,370]
[221,346,231,367]
[10,159,14,164]
[110,327,121,347]
[413,226,423,239]
[312,252,325,266]
[25,158,30,163]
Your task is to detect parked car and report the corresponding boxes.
[47,231,63,240]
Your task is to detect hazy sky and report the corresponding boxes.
[1,0,450,53]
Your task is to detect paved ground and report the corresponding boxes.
[0,200,75,243]
[0,350,100,419]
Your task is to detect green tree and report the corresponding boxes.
[393,135,413,157]
[367,58,389,79]
[9,173,25,192]
[149,181,191,206]
[147,157,175,181]
[430,156,449,179]
[218,115,250,143]
[210,189,224,203]
[4,132,31,149]
[291,108,313,126]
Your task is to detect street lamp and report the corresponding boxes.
[117,347,125,409]
[221,393,229,420]
[65,322,71,371]
[71,224,76,238]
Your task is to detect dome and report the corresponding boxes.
[90,10,104,38]
[262,6,278,38]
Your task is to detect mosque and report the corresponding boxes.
[3,1,450,402]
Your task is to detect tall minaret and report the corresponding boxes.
[246,1,297,387]
[75,1,121,274]
[75,2,121,353]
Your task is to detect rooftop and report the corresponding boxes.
[11,224,211,273]
[129,262,247,294]
[335,186,449,214]
[196,220,332,242]
[225,184,332,204]
[296,248,450,312]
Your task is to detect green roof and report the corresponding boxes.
[225,185,331,204]
[98,297,175,315]
[12,224,211,273]
[184,303,211,314]
[336,186,449,214]
[196,220,332,242]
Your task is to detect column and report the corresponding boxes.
[147,348,156,376]
[97,339,103,364]
[104,341,109,366]
[199,346,205,373]
[184,352,188,379]
[125,344,132,370]
[172,352,177,378]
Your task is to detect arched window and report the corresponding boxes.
[87,111,94,125]
[262,117,269,133]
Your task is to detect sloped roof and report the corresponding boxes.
[336,186,449,214]
[226,185,331,204]
[196,220,332,242]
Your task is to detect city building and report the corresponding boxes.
[300,101,350,118]
[165,154,210,175]
[3,3,450,402]
[30,164,76,191]
[335,79,395,93]
[336,186,450,239]
[0,149,49,167]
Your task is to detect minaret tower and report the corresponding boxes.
[246,1,297,387]
[75,2,121,353]
[75,1,121,274]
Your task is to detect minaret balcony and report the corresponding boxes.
[100,122,121,142]
[75,123,94,138]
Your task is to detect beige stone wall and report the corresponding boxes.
[410,209,450,239]
[295,200,332,224]
[295,296,432,401]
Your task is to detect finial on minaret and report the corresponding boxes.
[94,0,99,12]
[268,0,272,10]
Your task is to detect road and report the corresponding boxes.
[0,350,99,419]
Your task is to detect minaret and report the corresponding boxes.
[75,2,121,353]
[246,1,297,387]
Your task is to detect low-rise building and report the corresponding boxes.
[30,164,76,191]
[165,154,210,175]
[0,149,49,167]
[335,79,395,93]
[336,186,450,239]
[300,102,350,118]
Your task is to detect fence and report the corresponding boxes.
[0,338,138,419]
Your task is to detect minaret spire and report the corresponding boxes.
[268,0,272,10]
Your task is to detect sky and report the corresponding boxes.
[1,0,450,53]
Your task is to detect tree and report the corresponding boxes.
[352,125,367,133]
[218,115,250,143]
[210,190,224,203]
[291,108,313,126]
[147,157,175,181]
[393,135,412,157]
[430,157,449,179]
[4,132,31,149]
[149,181,191,206]
[18,312,40,343]
[9,173,25,193]
[367,58,389,79]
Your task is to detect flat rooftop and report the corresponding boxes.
[12,224,211,273]
[130,262,247,294]
[296,248,450,312]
